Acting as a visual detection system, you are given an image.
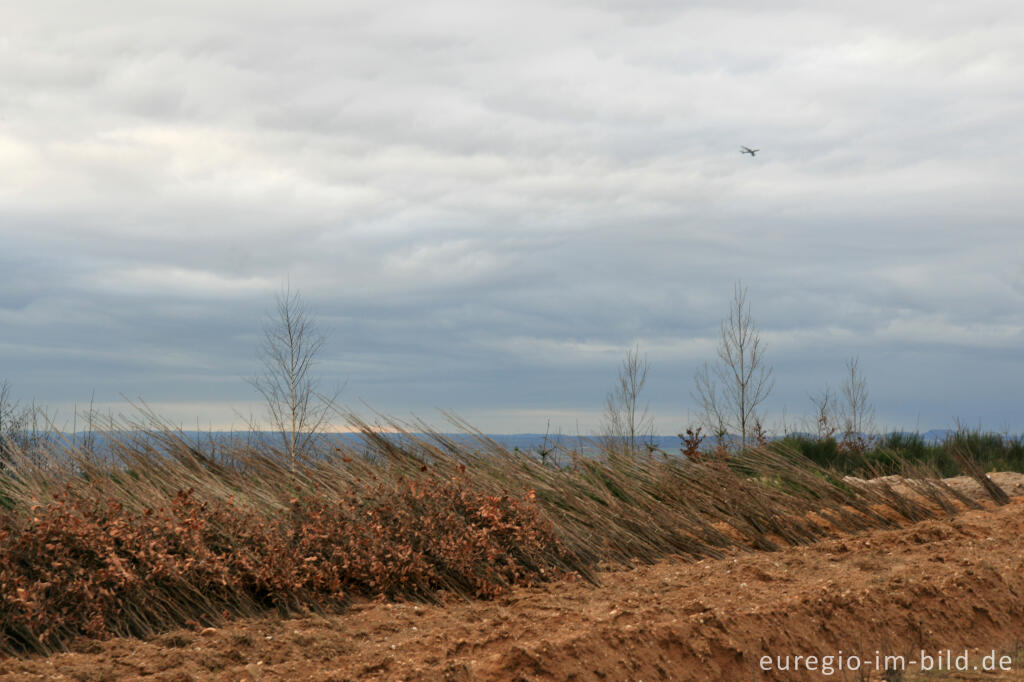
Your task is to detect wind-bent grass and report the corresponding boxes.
[0,410,998,655]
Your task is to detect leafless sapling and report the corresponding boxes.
[692,281,774,451]
[248,285,341,470]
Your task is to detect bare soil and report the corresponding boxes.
[3,474,1024,681]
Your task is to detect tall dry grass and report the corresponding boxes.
[0,409,991,655]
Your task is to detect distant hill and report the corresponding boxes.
[20,428,987,459]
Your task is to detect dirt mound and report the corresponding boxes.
[3,485,1024,680]
[845,471,1024,505]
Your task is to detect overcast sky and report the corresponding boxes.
[2,1,1022,434]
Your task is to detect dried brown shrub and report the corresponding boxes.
[0,477,568,654]
[291,478,567,600]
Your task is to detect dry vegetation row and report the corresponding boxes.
[0,412,1010,658]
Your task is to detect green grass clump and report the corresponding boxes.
[777,428,1024,478]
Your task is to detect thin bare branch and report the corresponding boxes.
[692,281,774,450]
[601,344,654,453]
[247,284,342,470]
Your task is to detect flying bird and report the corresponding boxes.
[740,146,759,157]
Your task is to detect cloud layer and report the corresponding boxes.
[2,1,1022,432]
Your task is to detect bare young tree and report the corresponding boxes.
[248,285,340,470]
[0,381,53,466]
[692,281,774,451]
[693,362,728,443]
[808,384,838,440]
[601,344,654,453]
[0,380,17,465]
[839,356,874,448]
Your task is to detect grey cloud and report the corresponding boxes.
[1,1,1023,432]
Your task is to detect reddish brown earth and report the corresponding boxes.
[3,474,1024,681]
